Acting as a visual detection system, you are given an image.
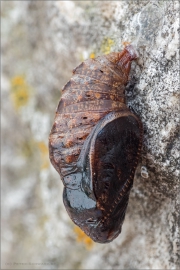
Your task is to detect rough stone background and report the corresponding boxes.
[1,1,179,269]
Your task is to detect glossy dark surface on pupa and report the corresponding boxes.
[49,45,143,243]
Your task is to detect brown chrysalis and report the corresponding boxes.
[49,45,143,243]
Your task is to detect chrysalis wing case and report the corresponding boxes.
[49,45,143,243]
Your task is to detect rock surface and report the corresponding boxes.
[2,1,179,269]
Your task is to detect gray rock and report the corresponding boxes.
[2,1,179,269]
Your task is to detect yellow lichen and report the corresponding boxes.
[37,141,50,169]
[74,226,94,250]
[21,140,50,169]
[89,52,96,59]
[11,76,25,86]
[10,75,30,109]
[100,37,115,54]
[21,139,36,158]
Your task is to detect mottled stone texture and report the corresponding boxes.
[2,1,179,269]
